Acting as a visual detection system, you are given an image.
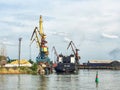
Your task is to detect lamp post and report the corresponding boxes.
[18,37,22,68]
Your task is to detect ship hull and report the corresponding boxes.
[54,63,76,73]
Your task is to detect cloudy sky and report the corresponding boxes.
[0,0,120,63]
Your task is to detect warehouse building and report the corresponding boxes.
[110,61,120,67]
[87,60,112,66]
[87,60,120,67]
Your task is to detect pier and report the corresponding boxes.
[79,65,120,70]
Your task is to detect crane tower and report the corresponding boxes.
[30,15,50,64]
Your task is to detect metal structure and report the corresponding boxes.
[53,41,80,73]
[30,15,50,63]
[30,15,51,74]
[0,43,7,57]
[18,37,22,67]
[52,46,59,62]
[67,41,80,64]
[0,43,7,66]
[52,46,59,58]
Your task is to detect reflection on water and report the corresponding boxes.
[17,75,20,89]
[96,82,98,88]
[0,70,120,90]
[38,75,48,90]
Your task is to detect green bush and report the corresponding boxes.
[30,63,38,71]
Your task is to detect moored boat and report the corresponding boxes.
[54,54,77,73]
[53,41,80,73]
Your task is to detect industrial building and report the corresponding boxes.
[87,60,120,67]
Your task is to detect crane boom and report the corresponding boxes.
[35,30,41,48]
[52,46,59,57]
[67,41,76,55]
[30,15,45,45]
[30,27,37,40]
[67,41,80,64]
[30,27,41,48]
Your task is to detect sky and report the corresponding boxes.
[0,0,120,63]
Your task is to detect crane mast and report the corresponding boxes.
[39,15,44,35]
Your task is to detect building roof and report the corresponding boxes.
[88,60,113,63]
[116,60,120,62]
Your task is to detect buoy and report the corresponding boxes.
[95,71,99,83]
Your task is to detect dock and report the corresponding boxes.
[78,65,120,70]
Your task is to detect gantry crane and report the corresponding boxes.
[30,15,51,74]
[67,41,80,64]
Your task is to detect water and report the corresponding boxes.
[0,70,120,90]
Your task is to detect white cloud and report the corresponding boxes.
[1,41,16,46]
[64,37,71,43]
[1,0,120,62]
[0,38,16,46]
[102,33,119,39]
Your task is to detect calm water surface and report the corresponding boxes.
[0,70,120,90]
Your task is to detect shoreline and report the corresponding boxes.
[0,67,37,75]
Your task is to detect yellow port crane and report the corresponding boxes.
[30,15,50,65]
